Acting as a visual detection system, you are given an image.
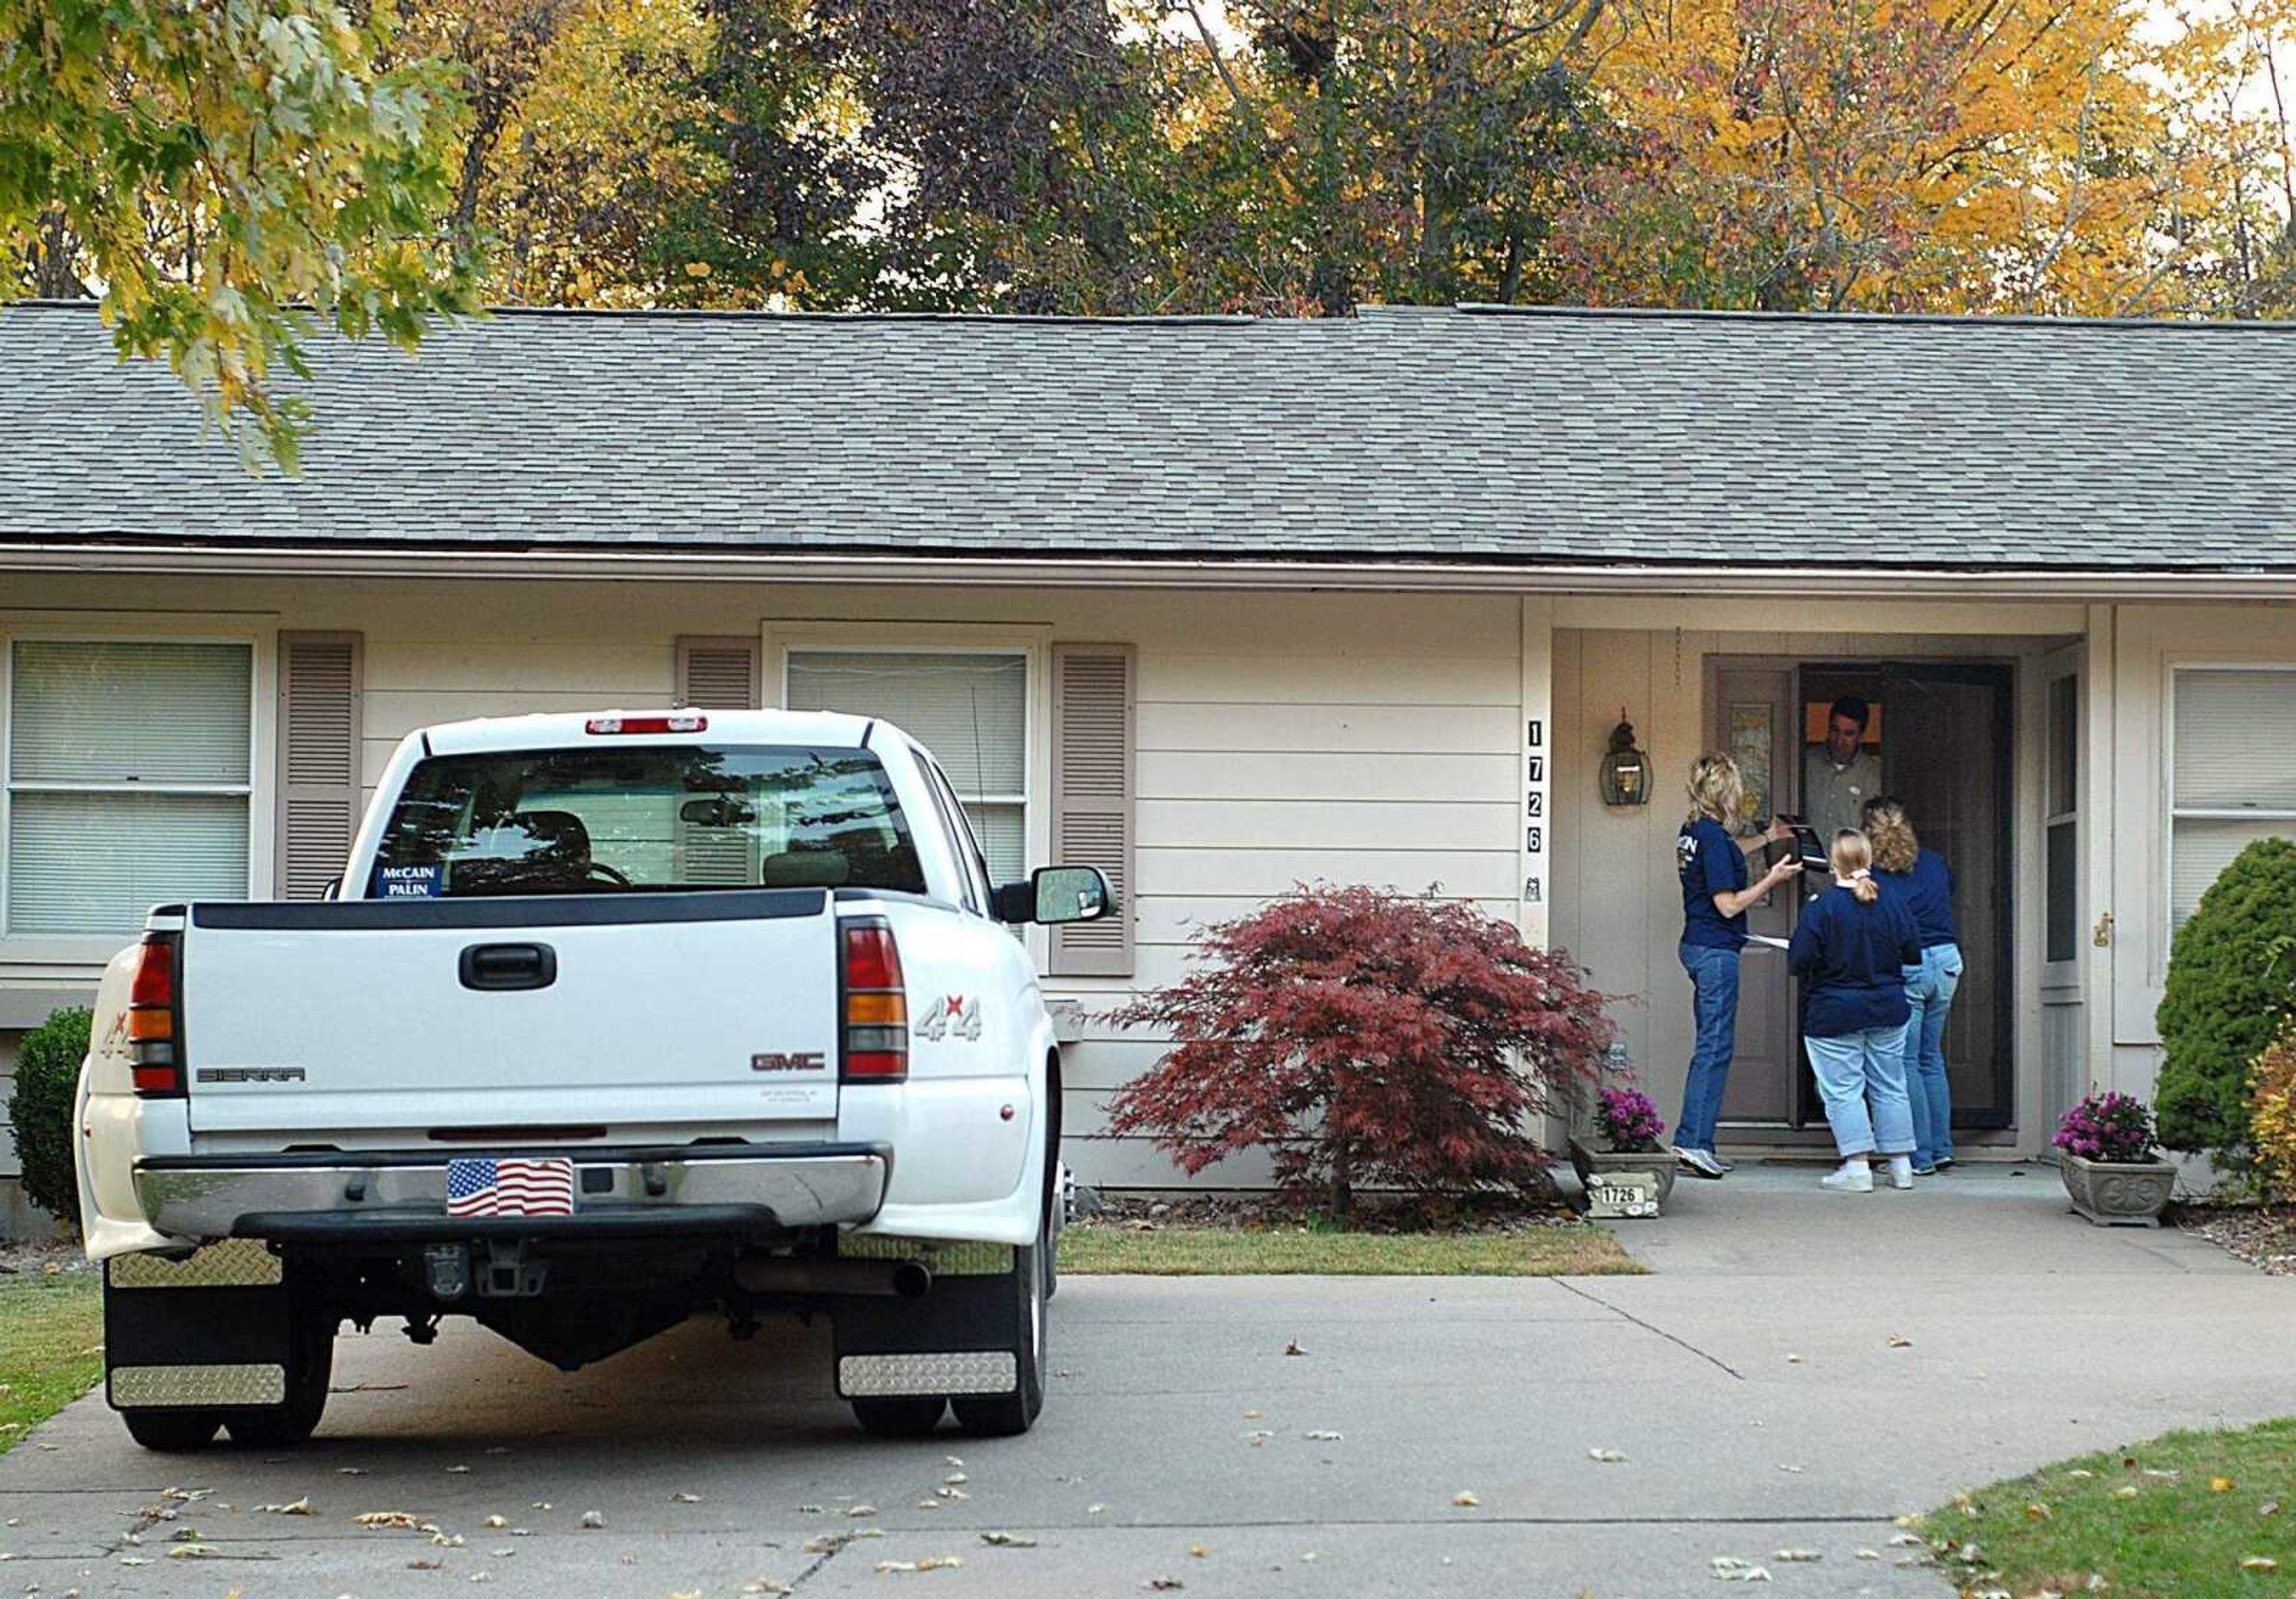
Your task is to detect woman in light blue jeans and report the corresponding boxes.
[1787,829,1921,1192]
[1864,798,1962,1174]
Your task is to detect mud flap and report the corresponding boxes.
[831,1238,1021,1399]
[105,1242,297,1412]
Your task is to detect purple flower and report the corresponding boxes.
[1595,1085,1666,1154]
[2053,1091,2156,1164]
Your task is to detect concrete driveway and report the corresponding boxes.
[4,1165,2292,1597]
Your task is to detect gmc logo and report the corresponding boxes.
[750,1052,826,1074]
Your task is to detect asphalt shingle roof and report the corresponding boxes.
[5,300,2294,572]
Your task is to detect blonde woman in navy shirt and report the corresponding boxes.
[1672,755,1802,1180]
[1863,796,1962,1175]
[1787,828,1923,1192]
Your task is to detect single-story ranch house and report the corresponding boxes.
[2,300,2292,1223]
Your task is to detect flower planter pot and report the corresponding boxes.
[1568,1138,1676,1214]
[2059,1152,2176,1228]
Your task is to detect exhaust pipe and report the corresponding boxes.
[735,1256,934,1299]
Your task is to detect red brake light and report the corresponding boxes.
[128,934,184,1097]
[586,713,707,735]
[841,920,908,1082]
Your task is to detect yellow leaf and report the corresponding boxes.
[2213,1477,2237,1493]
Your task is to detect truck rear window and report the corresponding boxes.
[368,746,926,898]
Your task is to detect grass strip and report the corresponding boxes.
[0,1267,103,1455]
[1928,1418,2296,1598]
[1060,1220,1641,1275]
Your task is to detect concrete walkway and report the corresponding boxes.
[1,1164,2290,1597]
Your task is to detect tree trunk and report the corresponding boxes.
[1328,1143,1354,1220]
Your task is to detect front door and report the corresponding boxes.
[1879,661,2015,1129]
[1708,657,2016,1136]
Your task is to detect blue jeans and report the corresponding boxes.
[1807,1023,1916,1157]
[1902,944,1963,1167]
[1677,943,1742,1154]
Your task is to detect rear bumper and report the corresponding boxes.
[132,1143,890,1243]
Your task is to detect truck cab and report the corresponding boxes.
[74,709,1112,1447]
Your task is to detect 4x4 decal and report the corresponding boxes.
[916,993,984,1043]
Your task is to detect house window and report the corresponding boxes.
[2169,667,2296,931]
[4,640,254,936]
[783,650,1028,883]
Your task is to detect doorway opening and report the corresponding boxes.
[1709,658,2015,1140]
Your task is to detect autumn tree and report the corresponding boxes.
[2,0,479,463]
[1170,0,1615,313]
[1549,0,2296,316]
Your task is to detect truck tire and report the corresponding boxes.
[224,1307,335,1449]
[950,1224,1047,1438]
[850,1397,948,1438]
[123,1411,222,1452]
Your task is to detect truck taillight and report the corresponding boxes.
[585,713,707,735]
[841,920,908,1082]
[128,933,184,1097]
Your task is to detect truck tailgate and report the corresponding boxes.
[179,890,839,1139]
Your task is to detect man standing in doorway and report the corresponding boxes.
[1805,696,1881,841]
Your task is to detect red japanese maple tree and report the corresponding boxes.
[1106,885,1616,1216]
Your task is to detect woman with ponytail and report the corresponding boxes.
[1786,829,1923,1192]
[1863,797,1962,1175]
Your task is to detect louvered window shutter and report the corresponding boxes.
[274,633,363,901]
[1050,645,1134,977]
[676,637,761,710]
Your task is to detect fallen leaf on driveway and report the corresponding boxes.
[355,1512,422,1530]
[1587,1449,1627,1464]
[1856,1549,1880,1561]
[337,1468,368,1477]
[255,1497,314,1515]
[446,1466,471,1475]
[741,1579,795,1597]
[1302,1432,1342,1442]
[1887,1533,1926,1547]
[579,1511,606,1528]
[943,1473,967,1485]
[1283,1341,1305,1357]
[848,1506,878,1519]
[1776,1465,1804,1475]
[1886,1335,1912,1348]
[980,1533,1037,1548]
[1785,1354,1802,1365]
[873,1556,962,1573]
[483,1516,506,1529]
[671,1590,703,1598]
[1188,1545,1210,1558]
[1451,1492,1480,1508]
[1142,1579,1183,1591]
[1241,1409,1261,1420]
[669,1493,701,1504]
[1772,1549,1822,1561]
[1709,1556,1770,1582]
[164,1544,216,1558]
[917,1500,941,1510]
[1087,1504,1107,1516]
[406,1558,442,1571]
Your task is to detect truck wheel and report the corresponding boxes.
[224,1307,335,1449]
[850,1397,947,1438]
[950,1226,1046,1438]
[123,1411,222,1452]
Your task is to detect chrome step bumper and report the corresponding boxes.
[134,1144,890,1241]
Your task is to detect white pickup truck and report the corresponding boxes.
[72,709,1112,1450]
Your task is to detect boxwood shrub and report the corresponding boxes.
[2155,837,2296,1165]
[5,1007,91,1231]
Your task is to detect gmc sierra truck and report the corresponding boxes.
[72,709,1112,1449]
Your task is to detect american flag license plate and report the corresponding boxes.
[445,1156,577,1217]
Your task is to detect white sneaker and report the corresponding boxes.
[1820,1164,1874,1194]
[1885,1156,1915,1190]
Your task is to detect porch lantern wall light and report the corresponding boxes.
[1600,711,1651,807]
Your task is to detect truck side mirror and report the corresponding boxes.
[993,866,1115,926]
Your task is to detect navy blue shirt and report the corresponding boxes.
[1874,849,1958,950]
[1787,883,1919,1037]
[1678,816,1750,950]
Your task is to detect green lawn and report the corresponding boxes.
[0,1266,103,1455]
[1060,1220,1642,1275]
[1929,1419,2296,1598]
